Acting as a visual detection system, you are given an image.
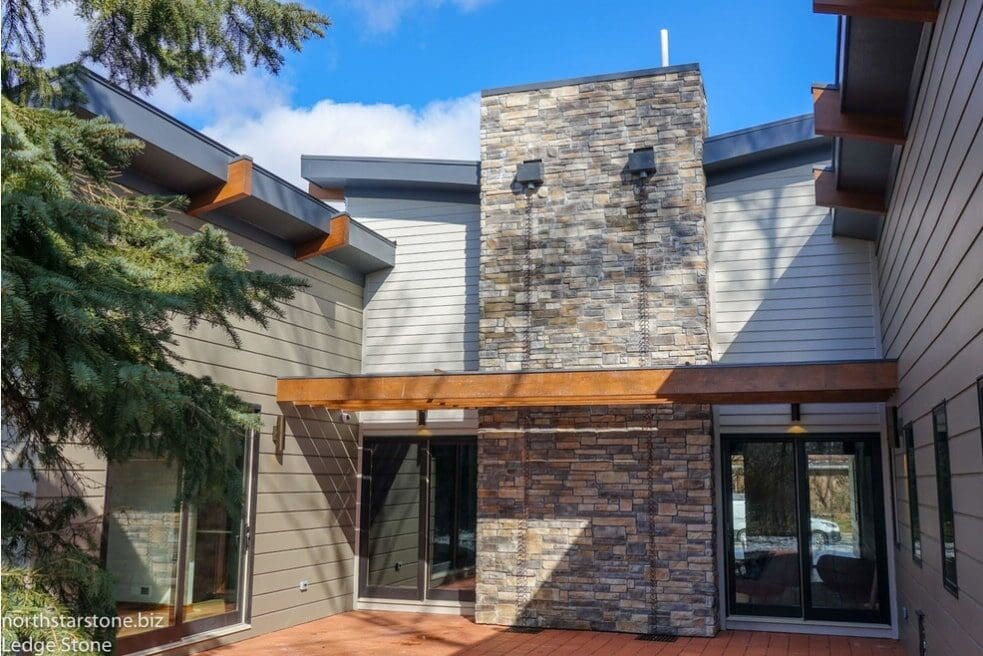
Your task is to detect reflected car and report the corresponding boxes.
[732,497,842,546]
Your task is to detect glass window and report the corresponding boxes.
[104,431,251,650]
[363,441,422,595]
[932,403,958,595]
[804,440,885,617]
[903,423,922,563]
[726,440,801,616]
[428,442,477,599]
[105,457,183,637]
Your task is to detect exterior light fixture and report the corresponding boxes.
[273,415,287,457]
[417,409,428,427]
[515,159,544,191]
[628,147,656,178]
[791,403,802,422]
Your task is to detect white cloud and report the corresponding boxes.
[200,91,480,185]
[147,68,479,187]
[37,3,480,190]
[347,0,494,34]
[141,68,294,126]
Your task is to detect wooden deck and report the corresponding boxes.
[200,611,905,656]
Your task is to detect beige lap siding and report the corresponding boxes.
[14,208,364,655]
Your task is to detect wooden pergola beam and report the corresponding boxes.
[814,168,886,214]
[294,214,351,261]
[276,360,898,410]
[187,157,253,216]
[814,0,938,22]
[813,86,906,145]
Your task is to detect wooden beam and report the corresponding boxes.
[294,214,351,261]
[813,86,906,145]
[814,168,886,214]
[187,157,253,216]
[814,0,938,22]
[308,182,346,201]
[276,361,898,410]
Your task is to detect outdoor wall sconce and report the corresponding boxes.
[417,409,428,427]
[273,415,286,457]
[790,403,802,423]
[887,406,901,448]
[515,159,544,191]
[628,147,656,178]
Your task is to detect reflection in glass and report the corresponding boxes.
[805,440,882,613]
[184,435,245,622]
[729,441,801,614]
[365,442,421,591]
[933,404,958,593]
[105,458,181,637]
[903,424,922,562]
[429,443,477,595]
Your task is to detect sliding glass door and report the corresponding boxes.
[360,437,477,602]
[104,430,256,653]
[360,440,424,599]
[723,434,889,624]
[725,439,802,617]
[428,441,477,600]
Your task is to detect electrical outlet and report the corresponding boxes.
[298,580,309,592]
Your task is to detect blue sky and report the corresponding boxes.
[43,0,838,184]
[288,0,836,135]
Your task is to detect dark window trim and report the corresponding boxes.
[932,402,958,597]
[903,422,922,566]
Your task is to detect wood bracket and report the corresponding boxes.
[813,86,906,145]
[308,182,346,201]
[814,0,938,22]
[814,168,886,214]
[294,214,352,261]
[187,156,253,216]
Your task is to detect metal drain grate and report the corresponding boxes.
[636,633,677,643]
[505,626,544,634]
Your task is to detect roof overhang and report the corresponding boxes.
[76,70,394,273]
[302,155,480,194]
[811,4,936,240]
[276,360,898,410]
[703,115,829,175]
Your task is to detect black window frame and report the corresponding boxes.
[977,377,982,457]
[887,407,901,550]
[903,422,922,565]
[932,402,958,596]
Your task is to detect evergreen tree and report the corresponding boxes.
[1,1,330,650]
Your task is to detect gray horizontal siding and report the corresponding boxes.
[707,153,883,433]
[877,1,983,654]
[352,193,480,428]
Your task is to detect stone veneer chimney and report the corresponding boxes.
[475,65,717,636]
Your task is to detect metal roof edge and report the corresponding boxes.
[703,115,829,171]
[480,63,702,97]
